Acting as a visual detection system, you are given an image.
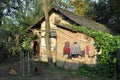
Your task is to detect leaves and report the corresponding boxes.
[22,37,32,51]
[70,0,88,16]
[72,25,118,78]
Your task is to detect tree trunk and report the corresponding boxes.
[41,0,54,68]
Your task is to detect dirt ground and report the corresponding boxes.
[0,58,92,80]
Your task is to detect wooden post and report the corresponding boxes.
[23,53,25,77]
[28,51,30,76]
[116,48,120,80]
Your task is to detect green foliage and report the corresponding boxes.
[0,0,44,61]
[75,64,95,77]
[22,37,32,51]
[86,0,120,34]
[75,64,115,80]
[70,0,88,16]
[0,18,31,62]
[54,0,71,9]
[76,26,120,64]
[71,25,120,79]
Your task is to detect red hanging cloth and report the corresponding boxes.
[86,45,90,55]
[64,47,70,54]
[63,41,70,54]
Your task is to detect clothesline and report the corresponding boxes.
[57,28,88,43]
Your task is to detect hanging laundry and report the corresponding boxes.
[64,47,70,54]
[86,45,90,55]
[63,41,71,59]
[70,42,81,58]
[86,45,90,57]
[63,41,70,54]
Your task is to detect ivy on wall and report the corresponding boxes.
[71,25,120,78]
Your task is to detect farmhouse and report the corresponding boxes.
[29,5,111,69]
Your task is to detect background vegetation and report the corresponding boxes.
[0,0,120,79]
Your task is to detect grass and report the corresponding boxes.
[75,64,115,80]
[0,56,20,66]
[0,58,115,80]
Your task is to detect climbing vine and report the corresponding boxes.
[71,25,120,78]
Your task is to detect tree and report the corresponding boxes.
[107,0,120,34]
[0,0,45,61]
[70,0,88,16]
[42,0,54,67]
[0,0,34,63]
[32,0,43,22]
[86,0,120,34]
[0,0,10,26]
[87,0,109,23]
[54,0,71,9]
[54,0,89,16]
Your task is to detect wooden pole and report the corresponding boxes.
[23,53,24,77]
[28,51,30,76]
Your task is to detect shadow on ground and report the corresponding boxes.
[0,58,92,80]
